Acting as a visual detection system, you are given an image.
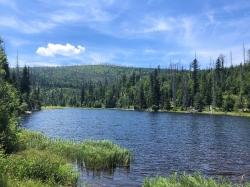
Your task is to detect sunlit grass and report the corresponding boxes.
[0,149,78,186]
[18,130,131,170]
[143,173,250,187]
[0,130,131,186]
[41,106,67,109]
[0,175,51,187]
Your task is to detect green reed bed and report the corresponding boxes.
[18,130,131,170]
[0,130,131,186]
[143,173,250,187]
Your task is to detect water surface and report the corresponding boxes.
[22,108,250,186]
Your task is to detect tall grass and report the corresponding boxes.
[18,130,131,170]
[0,130,131,186]
[0,174,51,187]
[0,149,78,186]
[143,173,250,187]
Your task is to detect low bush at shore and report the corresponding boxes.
[0,130,131,186]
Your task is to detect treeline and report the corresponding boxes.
[0,38,40,154]
[28,56,250,113]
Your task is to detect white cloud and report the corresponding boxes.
[36,43,86,57]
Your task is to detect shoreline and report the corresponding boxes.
[41,106,250,118]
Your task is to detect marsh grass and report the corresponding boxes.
[0,174,51,187]
[0,149,78,185]
[18,130,131,170]
[0,130,131,186]
[143,173,250,187]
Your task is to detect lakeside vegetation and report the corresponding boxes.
[143,174,250,187]
[0,130,131,186]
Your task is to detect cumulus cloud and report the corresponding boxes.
[36,43,86,57]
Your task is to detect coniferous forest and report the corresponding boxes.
[18,54,250,113]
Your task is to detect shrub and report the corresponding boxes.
[0,149,78,186]
[223,95,235,112]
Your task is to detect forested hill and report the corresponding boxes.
[29,65,154,88]
[22,59,250,113]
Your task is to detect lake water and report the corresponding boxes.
[21,108,250,187]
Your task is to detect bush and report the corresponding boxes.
[0,82,19,153]
[152,105,159,112]
[0,149,78,185]
[223,95,235,112]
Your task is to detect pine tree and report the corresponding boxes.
[80,85,85,107]
[0,38,10,81]
[137,83,146,109]
[150,68,160,111]
[192,58,199,98]
[20,66,30,94]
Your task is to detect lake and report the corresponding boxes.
[21,108,250,187]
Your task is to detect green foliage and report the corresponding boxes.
[192,58,199,98]
[143,173,248,187]
[0,174,51,187]
[0,130,131,186]
[19,130,131,170]
[28,61,250,114]
[0,82,19,153]
[223,95,235,112]
[0,38,10,81]
[194,92,204,112]
[0,149,78,185]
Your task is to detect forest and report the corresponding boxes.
[14,54,250,113]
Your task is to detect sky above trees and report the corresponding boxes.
[0,0,249,68]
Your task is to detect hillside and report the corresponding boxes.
[23,61,250,112]
[29,65,154,88]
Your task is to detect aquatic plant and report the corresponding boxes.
[143,173,250,187]
[18,130,131,170]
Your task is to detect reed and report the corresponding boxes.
[143,173,250,187]
[18,130,131,170]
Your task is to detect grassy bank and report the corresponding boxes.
[158,109,250,118]
[41,105,250,118]
[41,106,68,110]
[143,173,250,187]
[0,130,131,186]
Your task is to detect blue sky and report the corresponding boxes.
[0,0,249,68]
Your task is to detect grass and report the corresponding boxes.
[41,106,67,110]
[158,108,250,118]
[0,175,51,187]
[143,173,250,187]
[0,129,131,186]
[0,149,78,185]
[18,130,131,170]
